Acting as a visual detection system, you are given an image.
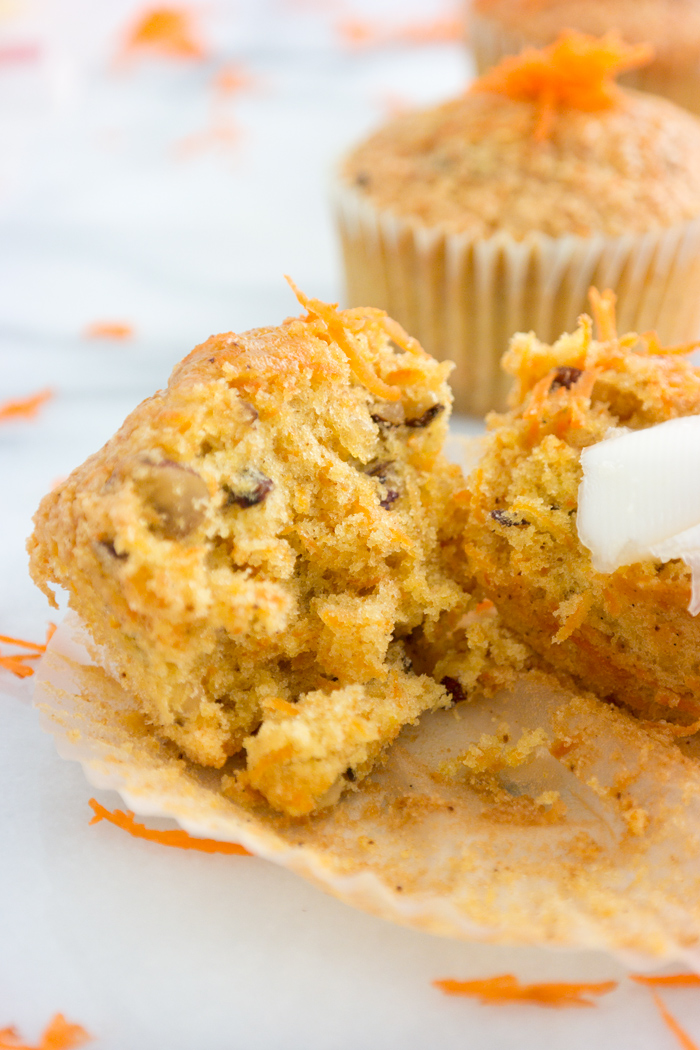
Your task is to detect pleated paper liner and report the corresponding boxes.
[335,180,700,416]
[469,13,700,115]
[33,612,700,967]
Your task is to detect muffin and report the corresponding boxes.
[463,291,700,724]
[336,33,700,415]
[470,0,700,115]
[29,286,528,817]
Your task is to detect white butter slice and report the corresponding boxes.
[577,416,700,612]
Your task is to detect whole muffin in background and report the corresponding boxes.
[470,0,700,115]
[336,33,700,415]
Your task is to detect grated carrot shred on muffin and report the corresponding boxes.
[287,278,406,401]
[88,799,251,855]
[433,974,617,1007]
[474,31,654,139]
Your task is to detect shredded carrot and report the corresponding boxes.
[0,624,55,679]
[83,321,133,341]
[651,992,700,1050]
[263,696,301,718]
[88,798,251,855]
[474,32,653,141]
[433,974,617,1007]
[286,277,403,401]
[0,634,46,652]
[121,6,205,61]
[638,331,700,356]
[213,64,254,97]
[338,15,462,48]
[0,388,52,423]
[632,974,700,987]
[589,287,618,341]
[0,1014,91,1050]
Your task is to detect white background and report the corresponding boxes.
[1,1,698,1046]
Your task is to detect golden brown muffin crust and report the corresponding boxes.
[342,88,700,239]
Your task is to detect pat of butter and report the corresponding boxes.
[577,416,700,613]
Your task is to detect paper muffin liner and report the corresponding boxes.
[33,611,700,967]
[469,13,700,114]
[335,179,700,415]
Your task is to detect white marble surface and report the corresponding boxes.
[0,2,697,1047]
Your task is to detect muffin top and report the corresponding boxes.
[473,0,700,67]
[341,33,700,240]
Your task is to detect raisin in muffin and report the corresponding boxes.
[463,294,700,723]
[29,287,527,816]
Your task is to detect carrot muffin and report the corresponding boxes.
[463,291,700,723]
[470,0,700,115]
[29,286,527,817]
[336,33,700,416]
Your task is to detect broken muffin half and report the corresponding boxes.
[463,292,700,724]
[29,287,525,816]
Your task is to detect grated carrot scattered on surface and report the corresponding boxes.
[338,15,462,48]
[213,64,255,98]
[120,6,206,61]
[0,624,56,680]
[83,322,133,341]
[474,32,653,140]
[88,798,251,855]
[175,63,254,159]
[632,974,700,987]
[0,388,52,423]
[0,1013,92,1050]
[651,992,700,1050]
[433,974,617,1007]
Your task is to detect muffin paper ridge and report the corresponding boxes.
[32,611,700,967]
[335,180,700,414]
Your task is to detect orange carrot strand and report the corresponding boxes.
[83,322,133,341]
[0,1014,91,1050]
[651,992,700,1050]
[433,974,617,1007]
[121,6,205,60]
[88,799,251,855]
[474,31,653,137]
[632,974,700,987]
[0,657,36,679]
[0,388,52,422]
[589,287,618,341]
[0,634,46,652]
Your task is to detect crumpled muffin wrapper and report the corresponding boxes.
[469,13,700,115]
[34,613,700,969]
[334,180,700,416]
